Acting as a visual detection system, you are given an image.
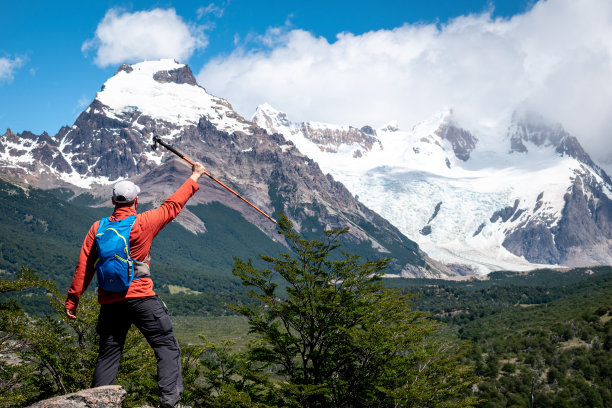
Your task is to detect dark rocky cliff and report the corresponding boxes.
[501,114,612,266]
[502,172,612,266]
[435,122,477,161]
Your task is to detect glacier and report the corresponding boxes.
[253,103,605,274]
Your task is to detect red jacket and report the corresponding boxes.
[65,178,199,310]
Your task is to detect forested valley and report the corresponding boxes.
[0,180,610,407]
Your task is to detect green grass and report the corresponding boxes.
[172,315,252,350]
[167,285,203,295]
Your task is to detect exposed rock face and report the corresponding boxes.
[26,386,126,408]
[434,123,477,161]
[501,171,612,266]
[553,173,612,265]
[296,123,380,157]
[497,113,612,266]
[490,199,521,223]
[251,103,382,158]
[419,225,432,236]
[56,99,159,180]
[427,201,443,224]
[0,128,72,186]
[420,202,442,236]
[508,118,562,153]
[153,65,198,86]
[360,125,376,135]
[502,222,560,264]
[508,113,611,184]
[114,64,133,75]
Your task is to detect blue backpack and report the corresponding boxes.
[94,215,147,292]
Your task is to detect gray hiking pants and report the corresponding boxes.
[92,296,183,406]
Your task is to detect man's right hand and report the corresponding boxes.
[65,307,77,320]
[190,162,207,183]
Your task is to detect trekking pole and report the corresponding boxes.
[151,136,277,224]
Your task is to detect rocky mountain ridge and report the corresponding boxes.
[253,104,381,159]
[0,59,451,278]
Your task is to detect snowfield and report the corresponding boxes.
[253,104,601,274]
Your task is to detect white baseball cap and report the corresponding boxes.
[113,180,141,204]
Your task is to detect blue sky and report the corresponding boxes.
[1,0,531,135]
[2,0,612,167]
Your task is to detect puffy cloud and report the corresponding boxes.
[0,56,24,83]
[83,8,207,67]
[197,0,612,165]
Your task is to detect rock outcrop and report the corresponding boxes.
[26,386,126,408]
[434,122,477,161]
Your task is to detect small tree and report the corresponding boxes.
[0,267,158,407]
[232,215,478,407]
[0,268,53,407]
[182,336,279,408]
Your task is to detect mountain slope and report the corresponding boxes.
[253,105,612,273]
[0,59,449,278]
[0,174,287,279]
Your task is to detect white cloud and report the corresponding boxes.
[197,3,226,19]
[83,8,207,68]
[197,0,612,166]
[0,56,24,83]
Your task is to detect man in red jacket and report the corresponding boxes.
[65,162,206,408]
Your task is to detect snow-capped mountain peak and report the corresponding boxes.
[0,59,259,188]
[380,120,399,132]
[96,59,252,135]
[253,103,382,162]
[252,102,291,132]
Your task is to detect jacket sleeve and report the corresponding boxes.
[65,221,99,310]
[137,178,200,243]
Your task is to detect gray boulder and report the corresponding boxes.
[26,386,126,408]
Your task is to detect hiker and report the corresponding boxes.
[64,162,207,408]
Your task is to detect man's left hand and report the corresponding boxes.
[65,307,77,320]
